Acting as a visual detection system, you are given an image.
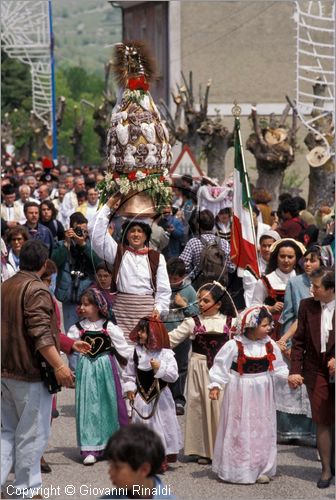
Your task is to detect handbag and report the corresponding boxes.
[36,352,62,394]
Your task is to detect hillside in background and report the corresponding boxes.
[52,0,122,76]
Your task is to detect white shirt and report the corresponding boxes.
[252,269,296,305]
[208,335,289,388]
[89,204,171,314]
[85,202,99,223]
[59,191,78,229]
[320,300,335,353]
[243,256,268,308]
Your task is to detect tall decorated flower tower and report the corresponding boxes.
[99,41,172,218]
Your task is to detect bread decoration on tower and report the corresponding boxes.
[99,41,172,217]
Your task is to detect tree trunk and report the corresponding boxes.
[201,130,233,183]
[246,106,296,207]
[308,160,335,212]
[255,161,286,206]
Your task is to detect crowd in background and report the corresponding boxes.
[1,154,335,497]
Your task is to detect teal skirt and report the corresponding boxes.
[76,354,120,453]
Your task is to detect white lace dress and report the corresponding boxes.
[209,335,288,484]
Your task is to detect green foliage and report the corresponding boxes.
[1,50,32,114]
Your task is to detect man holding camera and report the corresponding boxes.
[51,212,101,370]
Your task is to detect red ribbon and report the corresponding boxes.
[128,75,149,91]
[124,245,149,255]
[236,341,247,376]
[265,341,276,371]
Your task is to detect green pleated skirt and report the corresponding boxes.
[76,353,120,452]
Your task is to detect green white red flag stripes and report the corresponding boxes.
[230,117,260,279]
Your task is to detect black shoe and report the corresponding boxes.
[175,403,185,416]
[41,456,52,474]
[51,408,59,419]
[317,476,332,489]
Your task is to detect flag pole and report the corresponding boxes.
[232,102,260,277]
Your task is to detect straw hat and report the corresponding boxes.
[265,128,288,145]
[306,146,331,168]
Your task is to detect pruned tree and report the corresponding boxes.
[160,71,211,159]
[246,104,297,207]
[197,110,234,183]
[303,79,335,212]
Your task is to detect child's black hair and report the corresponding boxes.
[136,318,150,335]
[198,283,236,317]
[166,257,186,277]
[104,424,165,475]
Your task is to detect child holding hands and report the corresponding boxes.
[209,306,289,484]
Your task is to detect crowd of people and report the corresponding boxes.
[1,156,335,498]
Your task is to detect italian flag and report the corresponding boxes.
[230,117,260,279]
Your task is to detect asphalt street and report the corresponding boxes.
[3,384,334,500]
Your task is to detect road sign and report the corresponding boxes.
[170,145,204,178]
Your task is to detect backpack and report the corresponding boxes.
[194,235,228,290]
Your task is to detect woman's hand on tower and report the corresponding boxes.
[107,194,122,210]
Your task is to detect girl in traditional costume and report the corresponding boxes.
[67,288,131,465]
[209,306,288,484]
[251,238,305,340]
[168,282,236,465]
[124,316,182,471]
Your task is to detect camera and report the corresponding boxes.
[70,270,85,289]
[74,227,84,237]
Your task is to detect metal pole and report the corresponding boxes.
[48,0,58,165]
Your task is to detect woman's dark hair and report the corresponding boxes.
[278,198,300,218]
[198,209,215,232]
[266,240,304,274]
[198,283,236,317]
[303,245,324,267]
[166,257,186,277]
[20,240,49,271]
[215,207,231,222]
[292,196,306,211]
[104,424,165,474]
[121,220,152,246]
[310,267,335,291]
[39,199,57,220]
[5,226,30,245]
[297,225,319,248]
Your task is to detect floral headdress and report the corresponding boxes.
[235,306,273,335]
[81,288,109,319]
